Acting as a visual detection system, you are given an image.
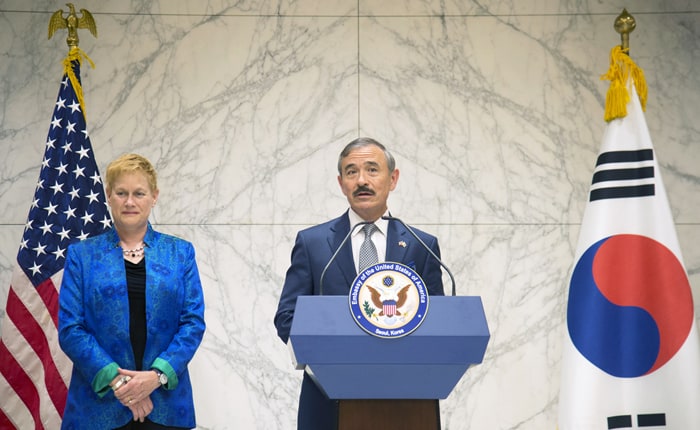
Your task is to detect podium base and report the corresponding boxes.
[338,399,440,430]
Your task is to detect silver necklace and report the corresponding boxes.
[121,243,145,258]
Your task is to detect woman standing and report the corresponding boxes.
[59,153,205,429]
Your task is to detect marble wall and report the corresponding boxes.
[1,1,698,429]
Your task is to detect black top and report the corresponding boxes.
[125,258,147,370]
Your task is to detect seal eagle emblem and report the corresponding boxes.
[349,262,429,338]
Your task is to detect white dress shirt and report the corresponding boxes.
[347,209,389,273]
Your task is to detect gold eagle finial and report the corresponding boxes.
[48,3,97,48]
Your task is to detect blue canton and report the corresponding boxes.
[17,60,111,286]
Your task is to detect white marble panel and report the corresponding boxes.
[0,0,356,15]
[357,13,700,226]
[360,0,698,15]
[0,10,359,225]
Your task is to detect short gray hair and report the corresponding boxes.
[337,137,396,174]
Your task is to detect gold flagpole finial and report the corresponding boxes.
[47,4,98,122]
[601,9,647,122]
[614,9,636,54]
[48,3,97,49]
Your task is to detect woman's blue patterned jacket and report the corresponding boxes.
[58,224,205,429]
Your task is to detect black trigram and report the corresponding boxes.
[607,413,666,429]
[589,149,655,202]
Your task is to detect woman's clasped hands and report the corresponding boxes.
[110,368,160,422]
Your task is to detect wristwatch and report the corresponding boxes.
[153,369,168,387]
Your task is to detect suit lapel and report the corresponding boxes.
[327,213,357,288]
[386,219,409,263]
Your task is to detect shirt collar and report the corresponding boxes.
[347,209,389,238]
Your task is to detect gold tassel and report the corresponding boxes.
[62,46,95,122]
[600,45,647,122]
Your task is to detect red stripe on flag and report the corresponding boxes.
[0,407,16,430]
[0,340,45,430]
[5,285,67,418]
[36,278,60,329]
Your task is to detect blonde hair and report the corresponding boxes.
[105,153,158,192]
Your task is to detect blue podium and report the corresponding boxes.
[288,295,490,429]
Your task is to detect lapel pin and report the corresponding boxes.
[398,241,407,248]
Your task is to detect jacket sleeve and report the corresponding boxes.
[148,240,205,390]
[273,231,315,344]
[58,244,120,395]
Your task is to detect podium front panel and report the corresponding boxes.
[289,295,490,399]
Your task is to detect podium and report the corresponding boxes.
[288,295,490,429]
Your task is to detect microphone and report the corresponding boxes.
[318,221,372,295]
[382,215,456,296]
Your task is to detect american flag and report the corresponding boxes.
[0,53,111,429]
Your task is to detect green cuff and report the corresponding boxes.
[150,357,177,390]
[92,362,119,398]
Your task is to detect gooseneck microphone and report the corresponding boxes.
[382,215,457,296]
[318,221,372,296]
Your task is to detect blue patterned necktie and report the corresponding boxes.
[358,223,378,271]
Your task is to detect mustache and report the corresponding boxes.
[353,186,375,197]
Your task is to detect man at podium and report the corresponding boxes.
[274,137,445,430]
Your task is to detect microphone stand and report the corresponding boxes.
[382,215,456,296]
[318,221,372,295]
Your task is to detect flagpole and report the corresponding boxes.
[614,9,636,54]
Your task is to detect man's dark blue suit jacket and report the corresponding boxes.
[274,211,445,430]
